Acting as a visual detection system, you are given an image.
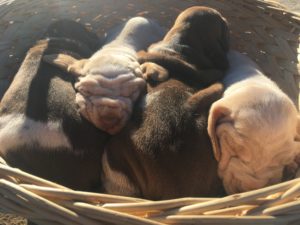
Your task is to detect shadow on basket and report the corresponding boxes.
[0,0,299,225]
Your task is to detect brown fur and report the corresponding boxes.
[102,79,225,200]
[101,7,229,200]
[138,6,229,86]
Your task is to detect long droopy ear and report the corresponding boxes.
[185,82,224,112]
[43,54,87,77]
[288,115,300,179]
[207,101,231,162]
[185,82,226,160]
[295,115,300,142]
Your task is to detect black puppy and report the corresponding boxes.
[0,20,109,191]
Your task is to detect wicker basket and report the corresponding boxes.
[0,0,299,224]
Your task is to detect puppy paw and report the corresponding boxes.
[140,62,169,82]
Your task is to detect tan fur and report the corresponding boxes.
[208,51,300,194]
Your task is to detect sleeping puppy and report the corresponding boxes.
[101,79,225,199]
[208,51,300,194]
[100,7,229,199]
[138,6,229,85]
[0,20,110,191]
[44,17,165,134]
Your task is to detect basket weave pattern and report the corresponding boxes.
[0,0,299,224]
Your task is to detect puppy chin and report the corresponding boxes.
[94,116,127,135]
[220,147,298,194]
[87,111,128,135]
[220,158,269,194]
[83,97,131,135]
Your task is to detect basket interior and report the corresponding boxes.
[0,0,299,224]
[0,0,299,106]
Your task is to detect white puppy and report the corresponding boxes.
[208,50,300,194]
[44,17,165,134]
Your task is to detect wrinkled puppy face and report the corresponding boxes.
[43,50,145,135]
[163,6,230,70]
[102,80,224,199]
[43,17,165,134]
[208,87,300,194]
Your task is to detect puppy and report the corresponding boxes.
[44,17,165,134]
[99,7,230,199]
[101,79,225,200]
[138,6,230,85]
[208,51,300,194]
[0,20,109,191]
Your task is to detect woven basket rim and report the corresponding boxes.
[263,0,300,18]
[0,0,299,225]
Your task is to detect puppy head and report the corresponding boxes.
[165,6,230,71]
[43,53,146,135]
[208,87,300,194]
[76,92,133,135]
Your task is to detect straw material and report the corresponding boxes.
[0,0,299,224]
[3,158,300,225]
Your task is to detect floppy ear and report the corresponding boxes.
[207,103,231,162]
[185,82,223,112]
[295,115,300,142]
[43,54,87,77]
[219,16,230,53]
[140,62,169,82]
[284,116,300,180]
[207,16,230,71]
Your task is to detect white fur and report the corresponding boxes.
[75,17,165,134]
[208,51,300,194]
[0,114,71,155]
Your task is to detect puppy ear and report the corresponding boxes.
[140,62,169,82]
[295,115,300,142]
[205,17,230,71]
[219,17,230,53]
[207,102,231,161]
[43,54,87,77]
[185,82,223,112]
[185,82,224,161]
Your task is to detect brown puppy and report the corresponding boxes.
[101,78,225,200]
[101,6,229,200]
[0,20,109,191]
[138,6,229,85]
